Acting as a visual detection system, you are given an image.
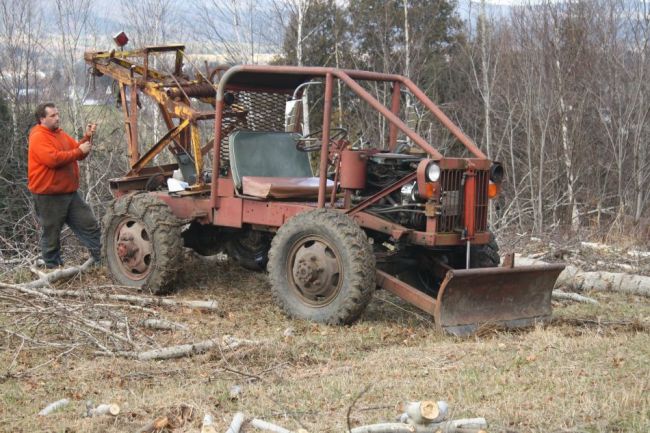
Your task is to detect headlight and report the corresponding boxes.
[425,162,441,182]
[400,182,417,203]
[490,162,504,183]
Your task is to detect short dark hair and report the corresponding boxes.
[35,103,56,123]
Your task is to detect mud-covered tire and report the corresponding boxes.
[102,193,182,295]
[267,209,375,325]
[226,230,270,272]
[469,232,500,268]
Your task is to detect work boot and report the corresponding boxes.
[35,258,64,269]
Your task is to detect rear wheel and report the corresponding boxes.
[102,193,182,294]
[268,209,375,324]
[226,229,270,271]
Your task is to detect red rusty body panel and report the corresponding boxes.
[216,177,235,197]
[214,197,243,228]
[154,193,212,223]
[340,150,368,190]
[242,201,314,227]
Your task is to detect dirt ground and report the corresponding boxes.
[1,241,649,433]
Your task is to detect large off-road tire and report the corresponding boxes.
[226,229,270,272]
[398,232,500,297]
[267,209,375,325]
[102,193,183,295]
[182,221,224,256]
[468,231,500,268]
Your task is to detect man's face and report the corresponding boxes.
[40,106,60,131]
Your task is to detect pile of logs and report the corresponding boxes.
[35,398,487,433]
[211,400,487,433]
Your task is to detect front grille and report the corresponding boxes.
[439,169,489,234]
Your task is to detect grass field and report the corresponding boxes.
[1,255,649,433]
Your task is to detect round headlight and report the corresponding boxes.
[490,162,504,183]
[426,162,441,182]
[400,182,417,203]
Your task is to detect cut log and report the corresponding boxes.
[201,413,217,433]
[1,285,218,311]
[38,398,70,416]
[397,400,448,425]
[351,417,487,433]
[106,335,262,360]
[226,412,246,433]
[351,423,415,433]
[27,258,95,288]
[250,418,293,433]
[552,291,598,304]
[141,318,188,331]
[517,256,650,298]
[88,403,120,417]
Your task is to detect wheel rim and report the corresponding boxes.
[112,217,154,281]
[287,235,342,307]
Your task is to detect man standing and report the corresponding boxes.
[28,102,101,268]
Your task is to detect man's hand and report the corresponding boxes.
[79,141,92,155]
[84,123,97,140]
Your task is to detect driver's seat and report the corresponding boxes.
[229,130,333,199]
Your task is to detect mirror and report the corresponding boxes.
[285,99,303,132]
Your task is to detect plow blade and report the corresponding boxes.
[434,263,565,336]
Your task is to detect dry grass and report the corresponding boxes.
[1,256,649,433]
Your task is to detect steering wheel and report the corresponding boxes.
[296,128,348,152]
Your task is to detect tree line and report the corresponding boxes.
[0,0,648,260]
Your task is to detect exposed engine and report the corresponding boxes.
[359,152,427,230]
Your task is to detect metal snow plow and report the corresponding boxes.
[377,258,565,336]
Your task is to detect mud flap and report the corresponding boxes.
[434,264,565,336]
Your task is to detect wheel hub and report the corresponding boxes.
[113,219,153,279]
[290,237,341,304]
[117,236,138,260]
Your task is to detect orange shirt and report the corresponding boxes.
[28,124,88,194]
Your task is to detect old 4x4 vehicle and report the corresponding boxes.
[85,43,564,335]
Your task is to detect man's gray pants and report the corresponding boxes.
[32,191,101,268]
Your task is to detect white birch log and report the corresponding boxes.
[1,284,218,311]
[88,403,120,417]
[551,291,598,304]
[141,318,188,331]
[353,417,487,433]
[351,423,416,433]
[225,412,246,433]
[201,413,217,433]
[112,339,219,360]
[250,418,293,433]
[27,258,95,288]
[38,398,70,416]
[398,400,448,425]
[516,256,650,298]
[106,335,262,360]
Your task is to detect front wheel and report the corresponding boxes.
[102,193,183,294]
[267,209,375,325]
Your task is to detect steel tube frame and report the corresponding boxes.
[212,65,488,211]
[318,73,334,207]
